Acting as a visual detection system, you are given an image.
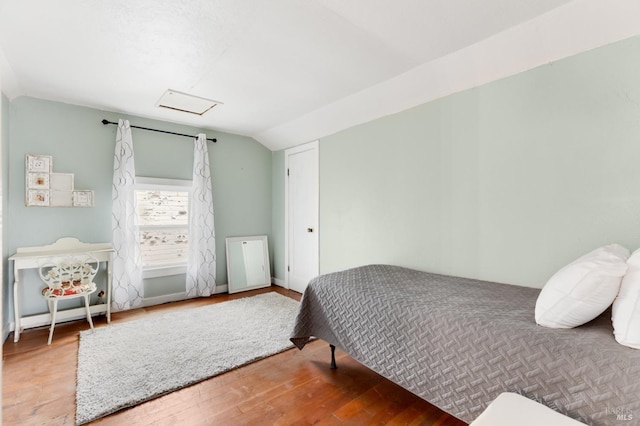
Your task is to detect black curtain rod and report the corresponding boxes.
[101,119,217,143]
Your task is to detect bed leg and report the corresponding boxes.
[330,344,337,369]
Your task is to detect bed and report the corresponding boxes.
[290,264,640,425]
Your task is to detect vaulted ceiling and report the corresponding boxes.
[1,1,639,150]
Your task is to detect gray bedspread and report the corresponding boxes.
[290,264,640,425]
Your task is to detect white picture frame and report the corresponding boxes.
[26,154,52,173]
[50,173,74,191]
[27,172,50,189]
[27,189,50,206]
[73,190,94,207]
[50,191,74,207]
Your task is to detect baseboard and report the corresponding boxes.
[9,304,109,332]
[272,277,287,288]
[142,292,186,307]
[11,285,232,333]
[142,285,229,308]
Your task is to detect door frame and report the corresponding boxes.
[284,140,319,290]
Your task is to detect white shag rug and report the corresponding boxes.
[76,292,299,425]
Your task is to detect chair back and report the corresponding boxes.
[39,255,99,298]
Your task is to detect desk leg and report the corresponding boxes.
[13,269,21,343]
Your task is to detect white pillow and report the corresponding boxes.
[612,248,640,349]
[535,244,629,329]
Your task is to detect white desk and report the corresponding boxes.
[9,237,114,342]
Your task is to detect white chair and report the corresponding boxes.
[38,255,99,345]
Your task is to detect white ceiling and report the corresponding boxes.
[1,0,640,151]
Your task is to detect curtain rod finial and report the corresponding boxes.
[101,119,110,125]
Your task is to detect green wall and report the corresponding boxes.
[271,150,285,281]
[4,97,272,322]
[5,34,640,337]
[318,35,640,288]
[2,93,9,333]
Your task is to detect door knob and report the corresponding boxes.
[307,228,313,233]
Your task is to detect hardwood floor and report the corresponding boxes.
[3,287,467,425]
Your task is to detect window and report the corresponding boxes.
[135,177,192,278]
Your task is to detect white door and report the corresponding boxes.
[286,141,319,293]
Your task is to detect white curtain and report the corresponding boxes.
[111,119,143,311]
[186,134,216,297]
